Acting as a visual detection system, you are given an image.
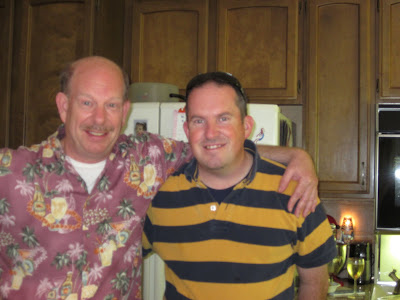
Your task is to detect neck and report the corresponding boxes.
[198,151,253,189]
[60,138,107,164]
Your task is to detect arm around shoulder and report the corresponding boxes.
[257,145,319,217]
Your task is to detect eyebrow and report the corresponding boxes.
[189,111,233,120]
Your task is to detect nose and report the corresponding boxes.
[93,106,106,124]
[205,121,218,139]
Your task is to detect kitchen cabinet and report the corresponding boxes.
[216,0,302,104]
[378,0,400,101]
[0,0,12,148]
[130,0,210,92]
[304,0,375,198]
[130,0,302,103]
[7,0,125,148]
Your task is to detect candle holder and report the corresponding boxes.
[341,217,354,244]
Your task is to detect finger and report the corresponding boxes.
[300,197,312,218]
[278,169,293,193]
[293,196,304,218]
[301,188,318,217]
[287,187,303,213]
[294,188,312,217]
[310,188,318,212]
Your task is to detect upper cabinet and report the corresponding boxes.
[130,0,302,103]
[305,0,375,198]
[130,0,209,92]
[5,0,125,148]
[9,0,93,148]
[217,0,302,103]
[378,0,400,101]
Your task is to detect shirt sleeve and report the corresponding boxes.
[145,133,192,182]
[295,202,337,268]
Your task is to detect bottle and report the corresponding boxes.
[32,183,46,217]
[60,271,73,299]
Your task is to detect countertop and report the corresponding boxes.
[296,280,398,299]
[327,283,373,299]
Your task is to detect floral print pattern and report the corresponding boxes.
[0,126,190,299]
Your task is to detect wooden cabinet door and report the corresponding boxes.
[9,0,94,148]
[305,0,375,198]
[131,0,209,92]
[379,0,400,100]
[0,0,13,148]
[93,0,126,66]
[216,0,301,104]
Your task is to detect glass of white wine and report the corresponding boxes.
[347,257,365,298]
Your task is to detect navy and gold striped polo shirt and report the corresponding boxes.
[143,140,336,300]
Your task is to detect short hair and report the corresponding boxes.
[185,71,248,119]
[59,57,130,101]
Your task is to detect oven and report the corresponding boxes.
[376,104,400,231]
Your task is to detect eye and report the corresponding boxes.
[107,102,121,110]
[192,118,204,125]
[82,100,92,106]
[219,115,230,122]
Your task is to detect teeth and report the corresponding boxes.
[205,145,221,149]
[90,131,105,136]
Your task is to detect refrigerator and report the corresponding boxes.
[123,102,294,300]
[124,102,293,147]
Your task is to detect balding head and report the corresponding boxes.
[60,56,130,101]
[55,56,131,163]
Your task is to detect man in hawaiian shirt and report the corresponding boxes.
[0,56,318,299]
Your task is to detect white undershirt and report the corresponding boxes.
[66,156,106,193]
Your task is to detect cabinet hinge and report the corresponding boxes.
[304,0,307,14]
[299,1,302,15]
[376,79,379,94]
[377,0,380,13]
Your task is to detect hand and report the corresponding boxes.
[278,148,319,217]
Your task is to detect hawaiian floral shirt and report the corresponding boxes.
[0,126,190,300]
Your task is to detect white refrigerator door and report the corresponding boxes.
[247,104,280,146]
[160,102,187,142]
[123,102,160,136]
[143,102,188,300]
[123,102,165,300]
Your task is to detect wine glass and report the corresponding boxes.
[347,257,365,298]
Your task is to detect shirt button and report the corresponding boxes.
[210,205,217,211]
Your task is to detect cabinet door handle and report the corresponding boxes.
[361,162,365,186]
[297,80,301,94]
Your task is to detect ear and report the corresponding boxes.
[56,92,69,123]
[183,121,189,140]
[121,101,131,126]
[243,115,254,139]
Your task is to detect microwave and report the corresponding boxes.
[376,104,400,231]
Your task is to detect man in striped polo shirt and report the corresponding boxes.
[143,72,336,300]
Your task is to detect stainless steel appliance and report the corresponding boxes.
[376,104,400,231]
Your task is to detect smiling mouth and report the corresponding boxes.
[88,131,107,136]
[83,125,112,137]
[204,144,223,150]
